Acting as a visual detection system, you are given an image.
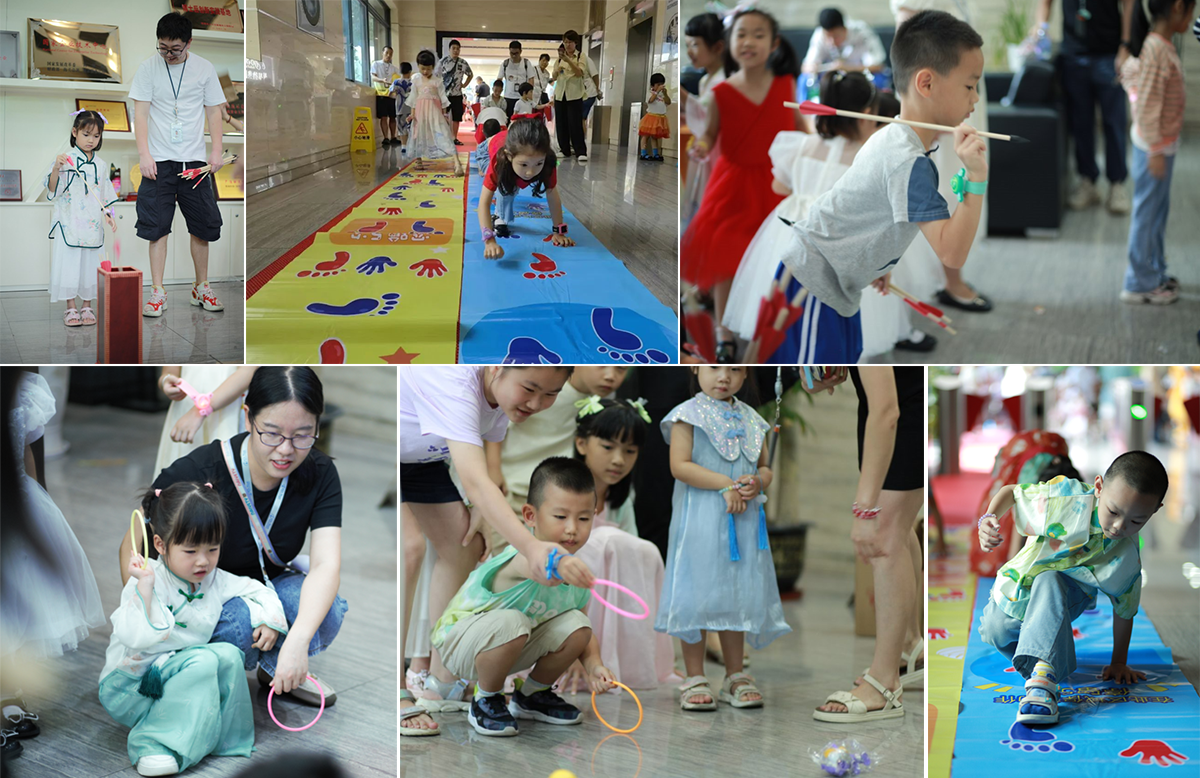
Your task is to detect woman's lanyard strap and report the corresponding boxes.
[221,437,289,586]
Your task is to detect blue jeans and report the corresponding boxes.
[494,190,515,223]
[1124,146,1176,293]
[209,571,349,675]
[978,571,1093,680]
[1060,54,1128,184]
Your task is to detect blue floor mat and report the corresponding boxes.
[952,579,1198,775]
[458,161,677,364]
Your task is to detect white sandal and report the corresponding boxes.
[720,672,764,709]
[400,690,440,737]
[858,637,924,688]
[814,673,904,723]
[679,675,717,711]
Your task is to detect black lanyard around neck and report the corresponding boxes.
[165,56,187,116]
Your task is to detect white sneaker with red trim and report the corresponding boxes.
[191,282,224,312]
[142,286,167,317]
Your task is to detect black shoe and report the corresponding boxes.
[507,680,582,725]
[495,222,511,238]
[935,288,993,312]
[716,340,738,364]
[454,139,465,146]
[1,732,21,760]
[2,713,38,740]
[894,334,938,352]
[469,694,519,736]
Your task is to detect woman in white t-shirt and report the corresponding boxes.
[399,366,597,736]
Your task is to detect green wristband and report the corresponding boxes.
[951,168,987,202]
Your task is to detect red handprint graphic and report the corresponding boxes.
[928,628,950,640]
[1120,740,1189,767]
[409,259,447,278]
[379,207,403,215]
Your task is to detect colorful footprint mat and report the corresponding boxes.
[246,159,464,364]
[928,529,978,778]
[458,161,678,364]
[952,578,1198,776]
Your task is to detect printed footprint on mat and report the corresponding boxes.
[297,251,351,278]
[523,253,565,279]
[503,337,564,365]
[591,308,670,364]
[1000,722,1075,754]
[306,293,400,317]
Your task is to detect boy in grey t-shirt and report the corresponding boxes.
[769,11,989,364]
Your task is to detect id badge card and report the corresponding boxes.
[171,120,185,143]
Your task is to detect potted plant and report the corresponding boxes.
[759,378,815,595]
[998,0,1033,70]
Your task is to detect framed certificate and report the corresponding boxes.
[0,170,23,201]
[0,31,19,79]
[29,19,120,82]
[170,0,244,34]
[75,99,131,133]
[213,159,243,200]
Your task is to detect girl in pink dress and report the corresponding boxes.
[557,397,679,692]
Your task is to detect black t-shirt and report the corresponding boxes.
[152,432,342,581]
[1061,0,1124,56]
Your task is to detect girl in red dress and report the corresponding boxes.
[680,7,804,362]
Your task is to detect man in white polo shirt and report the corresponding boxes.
[129,13,228,317]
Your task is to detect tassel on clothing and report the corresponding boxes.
[138,664,164,699]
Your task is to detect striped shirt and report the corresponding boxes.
[1121,33,1185,156]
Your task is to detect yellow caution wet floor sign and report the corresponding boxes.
[350,106,374,152]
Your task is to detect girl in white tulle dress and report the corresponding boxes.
[410,50,464,176]
[724,72,890,353]
[561,397,679,692]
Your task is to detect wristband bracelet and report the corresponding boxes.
[482,229,496,241]
[951,168,987,202]
[978,513,997,528]
[553,223,568,235]
[852,502,881,519]
[720,484,737,494]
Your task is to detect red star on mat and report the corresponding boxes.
[380,346,420,364]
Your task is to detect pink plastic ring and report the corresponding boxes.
[590,579,649,620]
[267,675,325,731]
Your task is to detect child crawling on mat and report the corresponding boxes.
[429,456,615,737]
[773,10,989,363]
[976,451,1168,726]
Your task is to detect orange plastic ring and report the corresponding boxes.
[591,681,643,734]
[591,732,643,777]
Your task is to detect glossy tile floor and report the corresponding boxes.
[0,282,244,365]
[880,138,1200,364]
[11,400,396,777]
[401,377,924,778]
[247,138,679,312]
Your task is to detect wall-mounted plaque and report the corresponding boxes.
[170,1,244,34]
[0,31,19,79]
[0,170,23,201]
[28,19,120,82]
[75,99,131,132]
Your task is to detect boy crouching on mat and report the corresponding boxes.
[976,451,1168,726]
[775,10,988,363]
[430,457,615,737]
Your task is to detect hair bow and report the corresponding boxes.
[626,398,652,424]
[708,1,759,29]
[575,395,606,419]
[724,429,746,440]
[154,489,162,497]
[67,108,108,124]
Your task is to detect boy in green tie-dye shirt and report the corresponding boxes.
[976,451,1167,726]
[429,457,615,737]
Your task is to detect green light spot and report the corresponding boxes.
[1130,404,1147,420]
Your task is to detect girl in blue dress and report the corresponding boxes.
[656,366,791,711]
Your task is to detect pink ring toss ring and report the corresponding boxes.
[267,675,325,731]
[589,579,649,620]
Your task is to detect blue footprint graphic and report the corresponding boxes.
[393,185,411,191]
[591,308,670,364]
[387,192,407,200]
[307,293,400,317]
[503,337,563,365]
[1000,722,1075,754]
[418,201,436,208]
[412,220,442,234]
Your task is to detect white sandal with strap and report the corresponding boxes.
[401,690,440,737]
[720,672,764,709]
[858,637,925,688]
[679,675,717,711]
[814,673,904,723]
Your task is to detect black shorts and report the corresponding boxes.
[134,160,222,243]
[448,94,465,121]
[376,95,396,118]
[400,461,461,504]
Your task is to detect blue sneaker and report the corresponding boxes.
[507,678,582,725]
[468,693,519,737]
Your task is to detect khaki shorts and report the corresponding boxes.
[438,608,590,682]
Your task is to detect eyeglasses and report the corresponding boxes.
[251,421,318,450]
[157,45,187,56]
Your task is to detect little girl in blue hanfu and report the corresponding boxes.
[656,366,791,713]
[100,482,288,777]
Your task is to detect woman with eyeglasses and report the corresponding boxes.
[118,367,347,711]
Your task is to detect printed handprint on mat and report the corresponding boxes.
[410,259,447,278]
[356,256,397,276]
[379,207,403,215]
[1120,740,1189,767]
